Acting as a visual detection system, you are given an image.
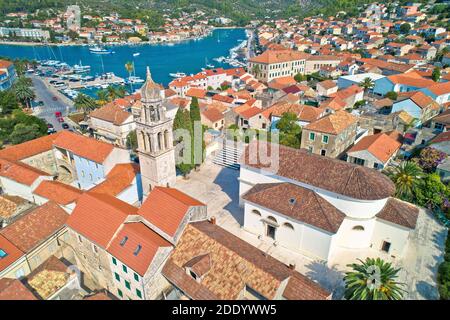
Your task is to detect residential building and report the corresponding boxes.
[347,131,402,170]
[391,91,440,124]
[248,49,309,82]
[301,110,358,158]
[88,104,136,148]
[0,60,16,91]
[304,55,342,75]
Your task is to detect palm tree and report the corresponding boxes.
[359,77,375,97]
[387,161,423,202]
[13,79,35,108]
[125,61,134,92]
[106,86,126,101]
[96,89,109,106]
[74,93,97,115]
[344,258,405,300]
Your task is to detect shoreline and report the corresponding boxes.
[0,27,248,48]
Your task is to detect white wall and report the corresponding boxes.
[243,202,333,260]
[371,219,411,258]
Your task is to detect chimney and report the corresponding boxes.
[209,216,216,225]
[288,263,296,270]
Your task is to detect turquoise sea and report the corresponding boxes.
[0,28,247,86]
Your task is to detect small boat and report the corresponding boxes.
[133,53,140,57]
[89,45,113,54]
[169,72,186,78]
[126,76,145,84]
[73,61,91,74]
[206,64,215,69]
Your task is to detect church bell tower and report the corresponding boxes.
[136,67,176,196]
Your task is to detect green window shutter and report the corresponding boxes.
[136,289,142,299]
[112,257,117,265]
[114,272,120,282]
[323,135,328,143]
[134,273,139,282]
[117,289,123,298]
[125,280,131,290]
[122,265,128,273]
[309,132,315,141]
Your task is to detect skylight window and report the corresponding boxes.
[120,236,128,246]
[133,244,142,256]
[289,198,296,205]
[0,249,8,259]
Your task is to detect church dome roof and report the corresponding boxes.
[141,67,163,101]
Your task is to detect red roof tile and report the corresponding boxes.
[107,222,172,276]
[53,131,114,163]
[0,234,24,273]
[33,180,83,205]
[67,192,137,248]
[138,187,205,238]
[0,279,37,300]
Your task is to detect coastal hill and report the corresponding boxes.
[0,0,386,23]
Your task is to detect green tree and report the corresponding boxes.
[414,173,450,209]
[432,67,441,82]
[359,77,375,96]
[399,23,411,34]
[0,90,19,115]
[344,258,405,300]
[74,93,97,115]
[294,73,306,82]
[13,78,35,108]
[9,123,44,145]
[126,130,138,152]
[385,91,398,100]
[387,161,424,202]
[276,112,301,148]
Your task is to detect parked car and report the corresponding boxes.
[62,123,69,129]
[57,117,64,123]
[55,111,62,118]
[52,96,58,101]
[47,128,56,134]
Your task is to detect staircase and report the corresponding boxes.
[213,139,244,170]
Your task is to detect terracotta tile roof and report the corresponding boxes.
[163,222,330,300]
[67,192,137,248]
[317,80,337,90]
[0,234,24,272]
[202,108,224,123]
[426,81,450,96]
[241,141,395,201]
[348,133,402,163]
[183,253,211,278]
[376,198,419,229]
[53,131,114,163]
[0,159,50,186]
[387,74,435,87]
[359,58,414,73]
[268,76,297,90]
[373,98,394,109]
[89,163,139,197]
[396,91,439,110]
[212,94,234,104]
[321,97,347,111]
[0,132,61,161]
[34,180,83,205]
[0,60,13,68]
[329,84,364,101]
[186,88,207,99]
[107,222,172,276]
[262,101,322,123]
[304,110,357,135]
[89,104,132,125]
[239,106,262,119]
[0,201,68,253]
[0,279,37,300]
[138,187,205,238]
[249,50,309,64]
[247,181,346,232]
[282,274,331,300]
[0,195,28,219]
[432,109,450,125]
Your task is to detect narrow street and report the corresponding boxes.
[30,75,75,131]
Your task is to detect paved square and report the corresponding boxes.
[174,160,447,299]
